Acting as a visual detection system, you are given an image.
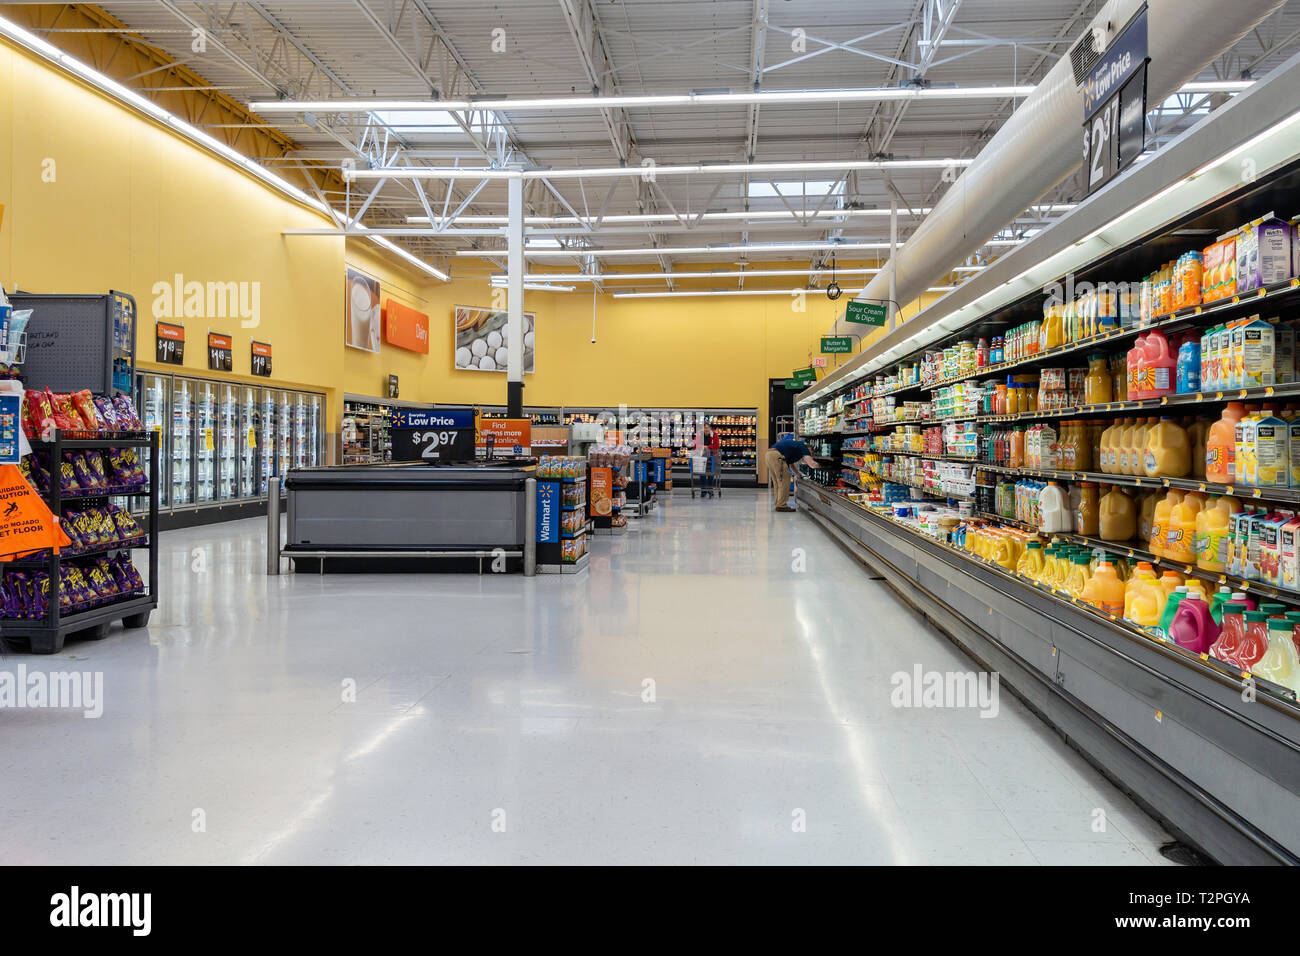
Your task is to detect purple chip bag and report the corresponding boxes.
[57,454,81,494]
[69,451,96,489]
[108,559,132,593]
[86,452,109,488]
[7,572,30,618]
[111,508,143,542]
[94,396,121,431]
[112,395,142,430]
[94,558,120,595]
[0,577,15,618]
[31,571,52,618]
[111,554,144,592]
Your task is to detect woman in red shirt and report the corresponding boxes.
[697,424,721,496]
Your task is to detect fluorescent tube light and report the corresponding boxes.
[250,86,1036,115]
[487,268,882,282]
[458,241,892,258]
[612,288,870,299]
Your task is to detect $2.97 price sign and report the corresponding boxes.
[156,322,185,365]
[208,332,233,372]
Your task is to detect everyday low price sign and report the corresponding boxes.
[845,300,888,326]
[821,336,852,354]
[390,407,478,461]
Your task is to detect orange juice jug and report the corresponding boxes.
[1158,570,1186,602]
[1084,354,1112,405]
[1064,554,1091,596]
[1017,540,1045,579]
[1187,418,1211,480]
[1099,486,1137,541]
[1138,489,1161,541]
[1125,562,1159,620]
[1113,419,1136,475]
[1206,402,1244,483]
[1099,420,1118,473]
[1143,417,1191,478]
[1149,489,1185,557]
[1076,482,1100,536]
[1131,418,1157,476]
[1128,575,1167,631]
[1043,306,1064,350]
[1080,560,1126,616]
[1165,492,1205,563]
[991,533,1017,570]
[1196,496,1241,572]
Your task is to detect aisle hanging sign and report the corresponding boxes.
[207,332,233,372]
[477,418,532,457]
[786,367,817,390]
[155,321,185,365]
[390,407,478,461]
[383,299,430,354]
[250,341,273,377]
[845,300,888,326]
[821,336,853,354]
[1082,5,1149,194]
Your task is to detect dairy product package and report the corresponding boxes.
[1237,216,1294,293]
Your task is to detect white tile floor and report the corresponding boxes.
[0,490,1178,865]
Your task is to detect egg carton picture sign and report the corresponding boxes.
[453,305,536,373]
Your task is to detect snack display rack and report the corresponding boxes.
[793,63,1300,865]
[588,444,631,535]
[1,429,159,654]
[536,456,589,574]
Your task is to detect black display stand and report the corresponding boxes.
[1,430,159,654]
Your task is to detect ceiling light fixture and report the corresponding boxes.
[251,86,1038,116]
[487,267,883,282]
[458,241,893,258]
[347,157,974,183]
[612,288,871,299]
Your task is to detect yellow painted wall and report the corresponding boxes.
[0,34,920,478]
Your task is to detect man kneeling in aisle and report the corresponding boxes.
[765,435,818,512]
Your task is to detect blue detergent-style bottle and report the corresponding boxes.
[1176,334,1201,394]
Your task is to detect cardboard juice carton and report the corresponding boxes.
[1280,516,1300,591]
[1259,512,1293,586]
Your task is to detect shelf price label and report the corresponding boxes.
[156,321,185,365]
[208,332,233,372]
[251,341,273,377]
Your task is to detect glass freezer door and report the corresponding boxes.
[216,383,238,501]
[171,378,195,506]
[306,393,322,467]
[276,390,292,483]
[139,373,171,509]
[195,379,217,503]
[238,385,259,499]
[258,389,277,495]
[292,393,308,470]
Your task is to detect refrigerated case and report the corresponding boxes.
[140,373,171,509]
[135,371,324,524]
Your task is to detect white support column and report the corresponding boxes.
[507,174,524,415]
[888,198,898,331]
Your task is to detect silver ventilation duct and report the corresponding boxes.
[832,0,1288,337]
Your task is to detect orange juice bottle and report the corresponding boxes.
[1128,573,1168,631]
[1196,495,1241,572]
[1187,418,1211,481]
[1080,560,1126,616]
[1158,569,1186,601]
[1113,419,1136,475]
[1064,554,1092,596]
[1149,489,1185,557]
[1131,418,1157,475]
[1143,417,1191,479]
[1206,402,1244,484]
[1125,562,1159,620]
[1164,492,1205,563]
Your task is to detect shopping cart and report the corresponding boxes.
[690,451,722,498]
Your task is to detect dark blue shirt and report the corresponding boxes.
[773,437,811,464]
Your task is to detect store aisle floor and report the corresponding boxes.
[0,491,1178,865]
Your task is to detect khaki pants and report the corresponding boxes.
[765,448,791,508]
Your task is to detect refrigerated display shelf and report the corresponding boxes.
[979,462,1300,507]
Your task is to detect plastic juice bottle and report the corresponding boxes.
[1206,402,1244,484]
[1196,496,1241,572]
[1111,419,1133,475]
[1144,417,1191,478]
[1080,560,1125,616]
[1043,307,1064,350]
[1209,586,1234,624]
[1128,575,1167,632]
[1143,328,1177,398]
[1064,554,1091,596]
[1165,491,1206,563]
[1124,562,1159,620]
[1176,334,1201,394]
[1156,585,1189,637]
[1211,602,1248,664]
[1254,618,1300,695]
[1099,486,1137,542]
[1098,421,1117,473]
[1130,419,1156,476]
[1237,611,1272,671]
[1169,593,1220,653]
[1018,540,1045,579]
[1183,579,1210,602]
[1076,482,1100,536]
[1187,418,1211,480]
[1149,489,1185,556]
[1084,354,1112,405]
[1286,611,1300,656]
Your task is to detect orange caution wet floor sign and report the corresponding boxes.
[0,464,70,561]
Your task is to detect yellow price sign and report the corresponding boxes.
[204,428,214,451]
[248,428,257,449]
